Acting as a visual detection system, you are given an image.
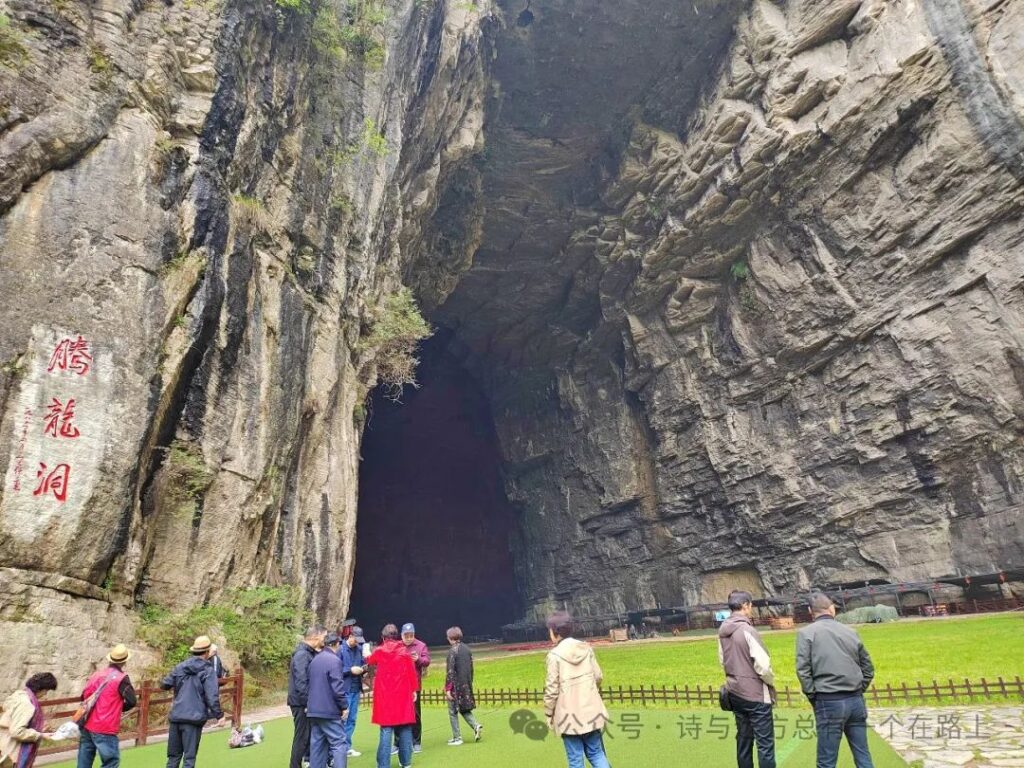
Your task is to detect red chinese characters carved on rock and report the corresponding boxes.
[43,397,81,439]
[47,335,92,376]
[33,462,70,502]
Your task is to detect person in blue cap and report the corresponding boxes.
[399,623,430,753]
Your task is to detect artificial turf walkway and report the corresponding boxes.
[51,707,908,767]
[446,614,1024,696]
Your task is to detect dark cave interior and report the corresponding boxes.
[348,334,522,644]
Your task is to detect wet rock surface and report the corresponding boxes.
[1,0,1023,688]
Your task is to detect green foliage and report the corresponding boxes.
[361,117,389,157]
[163,439,214,519]
[0,354,26,379]
[0,13,29,68]
[359,287,432,400]
[88,43,111,75]
[339,0,388,68]
[231,193,276,234]
[273,0,313,12]
[729,259,749,281]
[837,605,900,625]
[138,585,309,671]
[312,4,347,62]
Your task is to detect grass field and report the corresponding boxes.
[49,707,908,768]
[425,615,1024,695]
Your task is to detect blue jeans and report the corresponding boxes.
[76,729,121,768]
[730,694,776,768]
[310,717,349,768]
[814,695,875,768]
[377,724,412,768]
[343,691,360,748]
[561,730,611,768]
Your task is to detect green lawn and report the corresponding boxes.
[429,615,1023,695]
[49,707,907,767]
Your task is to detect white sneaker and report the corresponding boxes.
[390,746,399,756]
[447,737,463,746]
[413,744,422,754]
[347,749,361,757]
[474,724,483,742]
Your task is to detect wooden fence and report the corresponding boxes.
[39,671,244,756]
[416,676,1024,708]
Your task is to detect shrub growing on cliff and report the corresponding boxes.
[359,287,432,400]
[0,14,28,68]
[139,585,309,671]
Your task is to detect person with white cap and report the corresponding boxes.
[399,623,429,754]
[76,644,137,768]
[161,636,226,768]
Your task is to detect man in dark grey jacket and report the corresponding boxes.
[289,626,326,768]
[796,594,876,768]
[161,635,226,768]
[718,590,776,768]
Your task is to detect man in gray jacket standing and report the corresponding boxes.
[796,593,876,768]
[719,590,776,768]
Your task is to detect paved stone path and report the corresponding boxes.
[872,706,1024,768]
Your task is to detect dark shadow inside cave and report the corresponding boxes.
[348,333,522,645]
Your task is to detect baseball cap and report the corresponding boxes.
[401,623,415,635]
[352,626,365,641]
[325,633,341,646]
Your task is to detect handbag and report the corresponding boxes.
[73,671,119,727]
[718,685,733,712]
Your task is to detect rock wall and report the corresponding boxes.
[437,0,1024,618]
[0,0,486,691]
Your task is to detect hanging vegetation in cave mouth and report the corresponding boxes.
[1,0,1023,690]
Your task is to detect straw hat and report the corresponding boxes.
[189,635,213,654]
[107,644,131,664]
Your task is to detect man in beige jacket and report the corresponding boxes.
[543,611,611,768]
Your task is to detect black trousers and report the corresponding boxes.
[291,706,311,768]
[731,695,776,768]
[166,721,204,768]
[413,693,422,745]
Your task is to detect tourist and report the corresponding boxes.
[543,611,611,768]
[0,673,57,768]
[339,626,367,757]
[208,644,227,682]
[718,590,777,768]
[307,634,349,768]
[365,624,418,768]
[76,644,137,768]
[161,635,226,768]
[399,623,430,753]
[444,626,482,746]
[797,593,876,768]
[627,624,638,641]
[289,626,326,768]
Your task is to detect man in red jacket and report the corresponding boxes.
[76,644,137,768]
[366,625,418,768]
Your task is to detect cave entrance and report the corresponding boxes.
[349,333,522,644]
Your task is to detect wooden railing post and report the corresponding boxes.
[232,670,244,726]
[136,680,151,747]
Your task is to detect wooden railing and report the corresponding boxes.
[39,671,244,756]
[416,676,1024,708]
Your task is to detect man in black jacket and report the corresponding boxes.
[796,593,876,768]
[161,635,226,768]
[289,625,326,768]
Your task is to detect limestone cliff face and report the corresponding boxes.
[2,0,1023,690]
[0,0,485,689]
[440,0,1024,619]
